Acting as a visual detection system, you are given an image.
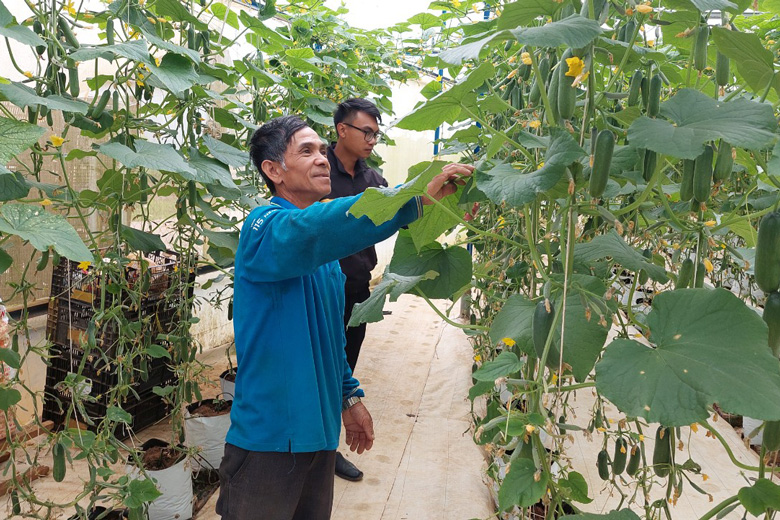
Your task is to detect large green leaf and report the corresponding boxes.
[574,230,669,283]
[690,0,737,10]
[348,161,447,225]
[738,479,780,515]
[476,128,585,207]
[97,141,195,175]
[595,288,780,426]
[498,0,560,29]
[407,193,462,250]
[439,32,511,65]
[120,226,166,252]
[187,149,238,189]
[0,122,39,166]
[71,40,152,64]
[123,478,163,509]
[0,24,44,47]
[0,204,92,262]
[395,63,494,130]
[0,171,30,201]
[558,471,592,505]
[203,135,250,168]
[561,511,641,520]
[0,387,21,411]
[489,293,536,354]
[151,0,206,29]
[627,89,777,160]
[389,232,472,299]
[141,29,199,63]
[0,82,89,114]
[348,270,438,326]
[498,458,547,511]
[0,247,11,275]
[510,14,603,49]
[712,27,780,96]
[149,53,199,94]
[472,351,524,382]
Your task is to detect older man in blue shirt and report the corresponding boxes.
[216,115,472,520]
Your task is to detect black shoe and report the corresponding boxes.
[335,451,363,482]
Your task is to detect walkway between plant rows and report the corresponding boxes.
[195,293,494,520]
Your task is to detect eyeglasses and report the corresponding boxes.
[342,123,384,143]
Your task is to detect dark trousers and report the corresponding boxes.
[344,286,371,372]
[216,443,336,520]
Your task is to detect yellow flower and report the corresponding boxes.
[396,58,402,66]
[565,56,585,78]
[521,52,532,65]
[154,57,161,67]
[147,16,157,24]
[23,71,33,78]
[704,220,716,227]
[40,199,52,206]
[453,0,461,7]
[702,474,710,481]
[625,7,634,15]
[77,261,92,270]
[691,423,699,433]
[525,424,535,433]
[435,75,442,82]
[538,161,545,168]
[647,40,655,47]
[636,4,654,14]
[496,216,506,229]
[703,257,714,273]
[639,434,645,442]
[473,354,481,363]
[65,0,76,15]
[50,136,65,147]
[529,120,541,129]
[502,337,516,347]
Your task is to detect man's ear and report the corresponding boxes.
[336,122,346,139]
[262,160,284,187]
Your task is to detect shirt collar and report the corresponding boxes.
[270,196,299,209]
[328,142,369,177]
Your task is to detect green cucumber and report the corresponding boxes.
[647,74,662,118]
[68,64,79,98]
[613,437,628,475]
[626,444,642,476]
[652,426,672,477]
[677,258,694,289]
[756,211,780,293]
[36,249,49,271]
[547,60,561,123]
[693,145,714,204]
[621,20,636,43]
[58,17,79,48]
[597,449,610,480]
[716,51,729,86]
[627,70,643,107]
[52,441,66,482]
[589,130,615,198]
[694,261,706,288]
[529,57,549,106]
[763,291,780,357]
[557,49,577,120]
[642,149,657,182]
[713,141,733,182]
[106,18,114,45]
[90,89,111,119]
[680,159,695,202]
[640,76,649,110]
[694,25,709,72]
[532,300,558,364]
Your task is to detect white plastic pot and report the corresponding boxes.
[743,416,764,446]
[126,440,193,520]
[219,369,236,400]
[185,399,231,471]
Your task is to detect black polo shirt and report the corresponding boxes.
[325,143,388,293]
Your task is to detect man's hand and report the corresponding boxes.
[422,163,475,206]
[342,402,375,454]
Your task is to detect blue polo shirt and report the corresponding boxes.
[227,194,422,452]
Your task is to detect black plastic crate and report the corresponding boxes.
[42,389,171,440]
[44,344,176,401]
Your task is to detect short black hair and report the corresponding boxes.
[249,115,309,194]
[333,98,382,127]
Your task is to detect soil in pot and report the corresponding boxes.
[141,444,185,472]
[189,399,232,418]
[221,369,236,383]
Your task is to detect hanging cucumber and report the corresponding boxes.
[763,291,780,357]
[106,18,114,45]
[36,249,50,271]
[188,25,197,51]
[52,441,66,482]
[640,76,650,110]
[626,444,642,476]
[680,159,695,202]
[589,130,615,198]
[716,51,729,86]
[597,449,610,480]
[694,261,706,288]
[90,89,111,119]
[547,60,561,123]
[642,149,657,182]
[188,180,197,210]
[112,89,119,113]
[557,49,577,120]
[713,141,733,182]
[57,17,79,48]
[529,57,550,106]
[627,70,643,107]
[757,212,780,293]
[652,426,672,477]
[677,258,694,289]
[33,20,46,55]
[694,25,709,72]
[532,299,557,363]
[68,63,80,98]
[692,145,714,204]
[646,74,662,118]
[613,438,628,476]
[621,20,636,43]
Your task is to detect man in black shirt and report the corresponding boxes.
[325,98,387,482]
